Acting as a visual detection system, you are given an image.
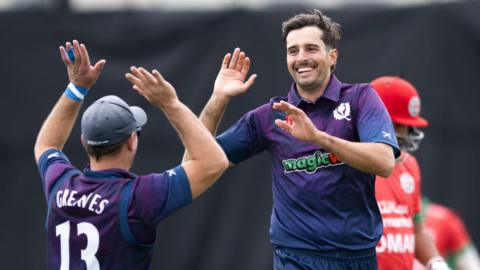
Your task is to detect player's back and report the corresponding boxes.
[46,168,152,270]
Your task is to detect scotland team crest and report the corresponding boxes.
[333,103,351,121]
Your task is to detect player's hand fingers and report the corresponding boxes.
[221,53,231,69]
[139,67,157,84]
[275,119,292,132]
[132,84,146,96]
[240,57,251,76]
[272,101,292,114]
[80,43,91,67]
[152,69,166,85]
[125,72,144,88]
[72,40,82,66]
[228,48,240,69]
[131,84,151,102]
[130,66,147,82]
[59,46,70,66]
[64,42,76,64]
[274,101,303,115]
[235,51,245,72]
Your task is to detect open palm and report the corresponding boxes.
[213,48,257,98]
[59,40,106,89]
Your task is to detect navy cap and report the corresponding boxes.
[81,95,147,146]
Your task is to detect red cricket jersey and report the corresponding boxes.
[424,201,471,258]
[412,201,471,270]
[376,152,422,270]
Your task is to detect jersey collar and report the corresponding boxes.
[287,74,342,106]
[83,166,138,179]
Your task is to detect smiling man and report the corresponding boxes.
[185,9,400,270]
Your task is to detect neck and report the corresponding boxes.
[89,154,132,171]
[296,74,331,103]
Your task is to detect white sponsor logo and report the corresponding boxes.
[333,103,351,121]
[400,173,415,194]
[47,152,60,159]
[382,131,391,140]
[378,200,409,215]
[167,169,176,176]
[376,233,415,253]
[382,217,413,228]
[87,140,109,146]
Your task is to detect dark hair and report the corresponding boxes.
[281,9,342,50]
[82,137,129,161]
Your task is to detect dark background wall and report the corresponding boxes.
[1,2,479,269]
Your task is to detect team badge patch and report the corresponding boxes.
[400,172,415,194]
[333,102,351,121]
[408,96,421,117]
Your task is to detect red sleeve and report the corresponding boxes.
[444,208,471,254]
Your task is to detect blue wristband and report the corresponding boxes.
[64,82,89,103]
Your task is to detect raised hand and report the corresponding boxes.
[125,67,179,109]
[273,101,320,143]
[59,40,106,89]
[213,48,257,98]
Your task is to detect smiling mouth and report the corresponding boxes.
[297,66,314,73]
[297,67,313,74]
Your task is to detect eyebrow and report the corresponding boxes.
[287,43,321,50]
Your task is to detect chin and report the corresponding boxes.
[296,81,319,91]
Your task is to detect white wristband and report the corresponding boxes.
[64,82,89,103]
[427,256,450,270]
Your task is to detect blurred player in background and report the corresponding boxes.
[413,198,480,270]
[34,40,228,269]
[185,10,399,270]
[371,76,449,270]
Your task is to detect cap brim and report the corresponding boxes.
[130,106,147,130]
[393,116,429,127]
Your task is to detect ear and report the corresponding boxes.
[80,134,86,145]
[126,132,136,151]
[328,48,338,67]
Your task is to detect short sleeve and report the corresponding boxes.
[133,165,192,227]
[37,148,74,201]
[216,111,266,164]
[356,86,400,158]
[445,210,471,254]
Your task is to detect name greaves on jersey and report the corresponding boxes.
[56,189,109,215]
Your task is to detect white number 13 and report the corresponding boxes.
[56,220,100,270]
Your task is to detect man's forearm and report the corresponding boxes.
[182,93,230,162]
[34,95,82,161]
[415,222,442,265]
[313,131,395,177]
[162,101,225,163]
[198,93,231,135]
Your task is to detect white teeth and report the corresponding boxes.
[297,67,313,73]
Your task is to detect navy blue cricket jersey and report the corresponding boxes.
[38,149,192,269]
[217,75,400,252]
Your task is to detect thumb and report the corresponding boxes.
[93,59,107,74]
[242,74,257,90]
[275,119,291,132]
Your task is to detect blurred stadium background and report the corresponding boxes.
[0,0,478,269]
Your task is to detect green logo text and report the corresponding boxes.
[282,151,343,174]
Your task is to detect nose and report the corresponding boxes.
[297,48,307,61]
